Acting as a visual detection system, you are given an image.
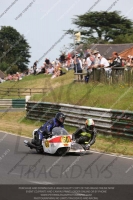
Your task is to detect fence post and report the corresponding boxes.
[8,88,10,96]
[18,88,20,96]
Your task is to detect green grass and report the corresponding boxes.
[0,70,133,109]
[30,72,133,110]
[0,70,133,155]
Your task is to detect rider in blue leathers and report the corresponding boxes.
[32,112,66,148]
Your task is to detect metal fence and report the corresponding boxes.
[26,101,133,138]
[0,88,47,96]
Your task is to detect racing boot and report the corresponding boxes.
[36,139,43,149]
[31,139,37,145]
[81,143,90,151]
[85,144,90,150]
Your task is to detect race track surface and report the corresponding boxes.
[0,131,133,185]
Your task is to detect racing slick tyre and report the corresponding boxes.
[55,147,69,156]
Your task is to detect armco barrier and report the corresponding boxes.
[0,99,12,107]
[26,102,133,138]
[0,99,26,108]
[12,99,25,108]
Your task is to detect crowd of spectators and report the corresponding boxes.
[56,48,133,82]
[0,71,26,83]
[1,47,133,84]
[30,58,66,79]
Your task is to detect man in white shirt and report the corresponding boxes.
[86,53,92,72]
[93,50,100,68]
[97,54,111,76]
[86,53,92,66]
[97,54,109,68]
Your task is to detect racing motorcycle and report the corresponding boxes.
[24,127,86,156]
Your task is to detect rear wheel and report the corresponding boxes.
[55,147,69,156]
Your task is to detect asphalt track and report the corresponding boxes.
[0,131,133,185]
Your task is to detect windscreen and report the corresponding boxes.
[52,127,69,136]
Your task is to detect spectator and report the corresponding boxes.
[97,54,110,68]
[84,53,92,83]
[33,60,38,75]
[110,52,122,67]
[45,58,50,65]
[97,54,111,77]
[110,52,122,75]
[86,53,92,70]
[125,55,132,67]
[51,63,61,79]
[77,54,83,69]
[42,62,45,72]
[73,54,82,73]
[73,54,83,80]
[0,77,5,83]
[93,50,100,68]
[46,65,54,75]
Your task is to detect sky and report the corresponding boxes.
[1,0,133,68]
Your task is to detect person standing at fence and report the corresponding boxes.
[93,50,101,68]
[97,54,110,69]
[85,53,92,83]
[110,52,122,67]
[110,52,122,75]
[33,60,38,75]
[73,54,83,80]
[97,54,111,77]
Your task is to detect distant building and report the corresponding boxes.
[89,43,133,59]
[74,43,133,59]
[119,46,133,59]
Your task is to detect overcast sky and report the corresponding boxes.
[1,0,133,67]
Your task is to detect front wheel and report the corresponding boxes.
[55,147,69,156]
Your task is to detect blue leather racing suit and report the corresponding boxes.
[37,118,64,140]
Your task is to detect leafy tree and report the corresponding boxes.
[0,26,31,73]
[112,34,133,44]
[67,11,133,44]
[0,62,9,72]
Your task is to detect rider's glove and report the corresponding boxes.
[48,132,52,138]
[72,140,76,143]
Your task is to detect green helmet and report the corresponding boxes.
[85,118,95,131]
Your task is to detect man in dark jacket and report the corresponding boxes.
[73,54,83,80]
[32,112,66,148]
[72,118,97,150]
[33,60,38,75]
[110,52,122,67]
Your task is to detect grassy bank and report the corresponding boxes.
[0,71,133,110]
[0,71,133,156]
